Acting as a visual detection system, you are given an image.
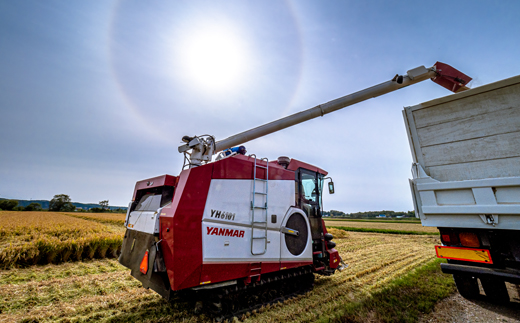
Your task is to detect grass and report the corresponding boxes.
[329,259,456,323]
[333,226,438,236]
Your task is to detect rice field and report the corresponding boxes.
[64,212,127,225]
[0,231,440,322]
[0,211,124,268]
[324,219,439,234]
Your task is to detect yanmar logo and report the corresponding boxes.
[206,226,245,238]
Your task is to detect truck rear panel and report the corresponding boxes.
[403,75,520,229]
[403,74,520,298]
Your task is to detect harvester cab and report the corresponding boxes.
[118,62,470,316]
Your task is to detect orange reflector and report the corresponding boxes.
[140,250,149,274]
[459,232,480,248]
[435,245,492,264]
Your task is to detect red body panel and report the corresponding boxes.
[280,261,314,270]
[160,165,214,291]
[327,249,340,269]
[200,262,280,284]
[287,159,328,175]
[133,174,177,200]
[200,261,313,284]
[212,155,294,180]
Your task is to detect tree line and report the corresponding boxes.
[0,194,126,213]
[322,209,415,218]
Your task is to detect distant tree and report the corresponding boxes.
[49,194,75,212]
[89,207,103,213]
[13,206,25,211]
[0,199,19,211]
[99,200,109,211]
[24,203,42,211]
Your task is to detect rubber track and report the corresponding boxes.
[188,266,315,322]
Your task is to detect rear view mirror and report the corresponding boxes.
[328,181,335,194]
[324,177,335,194]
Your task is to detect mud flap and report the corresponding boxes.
[119,229,172,299]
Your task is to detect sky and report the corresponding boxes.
[1,1,519,212]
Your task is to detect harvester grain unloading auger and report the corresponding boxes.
[119,62,471,318]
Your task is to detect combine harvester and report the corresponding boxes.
[118,62,471,318]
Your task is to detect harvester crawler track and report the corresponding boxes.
[178,266,315,322]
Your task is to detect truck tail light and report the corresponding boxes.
[140,250,149,274]
[459,232,480,248]
[439,229,459,246]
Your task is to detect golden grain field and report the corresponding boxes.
[0,231,439,322]
[324,219,438,233]
[64,212,126,225]
[0,211,124,268]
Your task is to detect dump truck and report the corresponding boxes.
[404,74,520,303]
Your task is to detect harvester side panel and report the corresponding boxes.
[161,164,214,291]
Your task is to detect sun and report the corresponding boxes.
[177,24,248,92]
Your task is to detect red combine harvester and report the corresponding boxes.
[118,63,470,316]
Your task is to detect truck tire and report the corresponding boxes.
[453,275,479,299]
[480,278,510,304]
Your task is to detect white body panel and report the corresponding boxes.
[404,75,520,229]
[126,209,161,234]
[202,179,307,263]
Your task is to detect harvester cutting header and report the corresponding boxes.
[118,62,470,317]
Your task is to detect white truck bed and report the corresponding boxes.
[403,75,520,229]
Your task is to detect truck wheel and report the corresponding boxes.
[453,275,479,299]
[480,278,510,304]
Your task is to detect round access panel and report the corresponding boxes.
[284,213,308,256]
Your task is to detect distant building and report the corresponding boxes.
[377,214,387,218]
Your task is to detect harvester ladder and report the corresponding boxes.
[250,155,268,256]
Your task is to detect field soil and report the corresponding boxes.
[324,219,438,233]
[420,282,520,322]
[0,231,439,322]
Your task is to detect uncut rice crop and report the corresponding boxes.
[0,232,440,322]
[0,211,124,268]
[64,212,126,225]
[324,219,438,233]
[326,227,349,239]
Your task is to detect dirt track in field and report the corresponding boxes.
[420,282,520,323]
